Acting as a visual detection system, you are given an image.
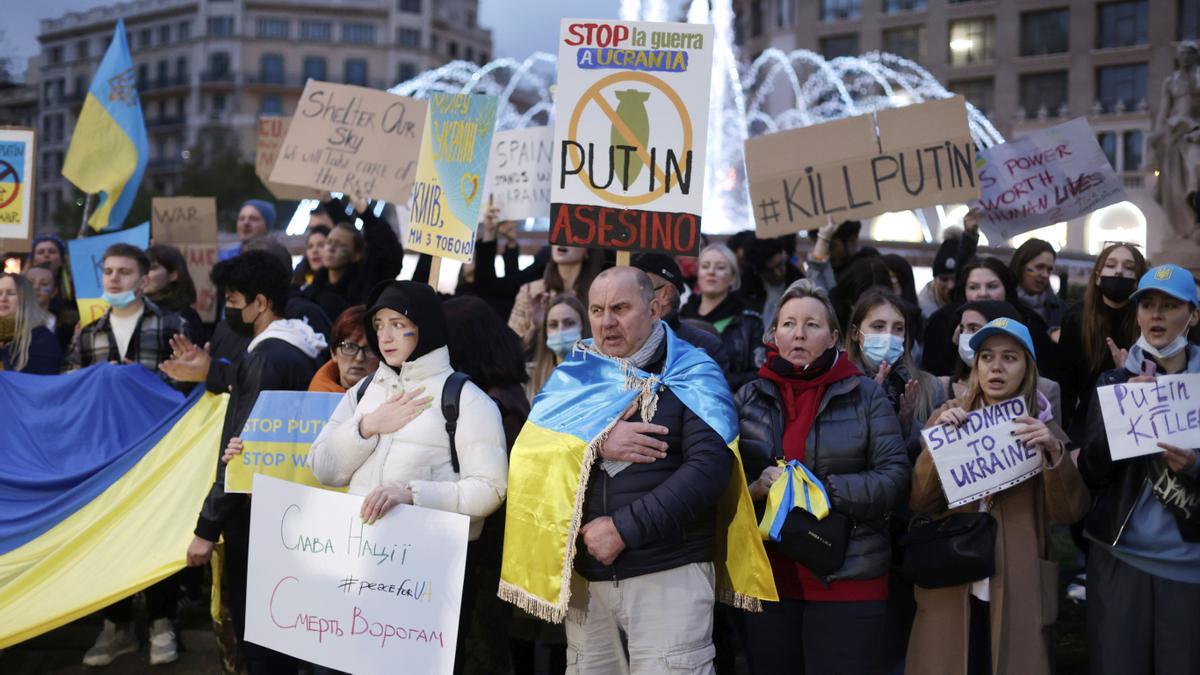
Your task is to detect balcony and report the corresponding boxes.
[142,75,191,93]
[244,74,304,89]
[147,115,187,128]
[200,71,235,84]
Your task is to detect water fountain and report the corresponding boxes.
[288,0,1006,239]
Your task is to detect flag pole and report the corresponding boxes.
[76,193,94,238]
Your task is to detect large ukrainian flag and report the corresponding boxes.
[62,19,148,232]
[499,324,777,622]
[0,365,226,648]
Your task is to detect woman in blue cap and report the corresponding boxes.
[1079,263,1200,675]
[908,317,1089,675]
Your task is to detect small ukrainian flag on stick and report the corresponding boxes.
[62,19,148,233]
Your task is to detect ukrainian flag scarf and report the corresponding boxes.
[499,324,777,622]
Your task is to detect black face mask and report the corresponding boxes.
[1098,276,1136,303]
[226,305,259,337]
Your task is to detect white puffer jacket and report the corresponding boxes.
[310,346,508,540]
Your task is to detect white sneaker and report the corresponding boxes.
[1066,573,1086,603]
[148,618,179,665]
[82,620,137,667]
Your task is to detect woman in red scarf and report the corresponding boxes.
[735,280,910,675]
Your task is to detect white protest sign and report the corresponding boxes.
[245,475,468,675]
[972,118,1127,242]
[920,397,1042,507]
[1097,373,1200,461]
[550,19,714,256]
[485,126,554,221]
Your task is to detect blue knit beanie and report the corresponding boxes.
[242,199,277,228]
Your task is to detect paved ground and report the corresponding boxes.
[2,618,224,675]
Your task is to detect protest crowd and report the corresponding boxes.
[3,15,1200,675]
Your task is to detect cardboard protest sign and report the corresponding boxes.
[1097,373,1200,461]
[973,118,1127,242]
[67,222,150,326]
[270,81,428,207]
[485,126,554,221]
[178,243,219,322]
[245,475,468,675]
[0,127,35,248]
[256,116,324,201]
[745,97,979,236]
[920,397,1042,507]
[151,196,217,245]
[550,19,714,256]
[404,93,499,263]
[226,391,345,493]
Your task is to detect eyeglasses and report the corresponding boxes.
[337,341,376,358]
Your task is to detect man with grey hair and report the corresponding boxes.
[567,266,736,673]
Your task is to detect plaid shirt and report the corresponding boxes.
[66,299,188,376]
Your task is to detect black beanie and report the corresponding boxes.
[363,281,447,369]
[932,238,960,277]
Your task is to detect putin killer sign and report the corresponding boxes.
[550,19,713,256]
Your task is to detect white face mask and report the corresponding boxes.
[958,332,976,366]
[1135,331,1190,361]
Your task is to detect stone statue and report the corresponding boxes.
[1150,41,1200,241]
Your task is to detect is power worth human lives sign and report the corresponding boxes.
[550,19,714,256]
[745,96,979,236]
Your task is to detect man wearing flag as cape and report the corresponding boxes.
[500,267,776,672]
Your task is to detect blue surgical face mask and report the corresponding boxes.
[1135,331,1190,361]
[101,290,138,309]
[861,332,904,368]
[546,328,581,359]
[958,332,977,366]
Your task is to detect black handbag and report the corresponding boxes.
[776,507,852,577]
[898,512,997,589]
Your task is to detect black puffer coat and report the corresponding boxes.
[735,373,910,581]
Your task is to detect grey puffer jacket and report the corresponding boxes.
[735,374,910,582]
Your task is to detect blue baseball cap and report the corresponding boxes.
[969,317,1036,360]
[1130,264,1199,306]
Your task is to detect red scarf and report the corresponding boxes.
[757,345,861,462]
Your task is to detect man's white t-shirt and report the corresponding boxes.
[109,307,144,361]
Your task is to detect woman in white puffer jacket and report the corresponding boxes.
[310,280,508,541]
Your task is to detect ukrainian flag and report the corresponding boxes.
[499,324,777,622]
[62,19,149,232]
[0,365,226,647]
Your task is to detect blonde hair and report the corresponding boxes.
[766,279,839,343]
[961,334,1039,415]
[526,293,589,401]
[1,273,50,372]
[699,244,740,291]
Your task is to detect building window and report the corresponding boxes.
[344,59,368,86]
[48,46,63,66]
[139,29,153,48]
[301,21,333,41]
[449,41,459,58]
[398,0,421,12]
[950,78,998,116]
[208,52,231,78]
[734,12,744,45]
[213,94,227,114]
[883,26,925,62]
[751,0,764,37]
[1020,9,1069,56]
[260,95,284,115]
[397,62,418,83]
[948,18,994,66]
[820,34,859,59]
[883,0,926,13]
[159,25,171,44]
[1097,63,1148,112]
[74,75,86,99]
[342,23,376,45]
[178,21,191,40]
[75,41,89,60]
[1097,1,1148,49]
[303,56,327,82]
[208,16,235,36]
[1098,132,1118,168]
[465,46,474,61]
[1183,0,1200,40]
[257,18,290,40]
[1122,130,1144,170]
[176,57,189,82]
[777,0,793,28]
[1018,71,1068,119]
[397,27,422,48]
[138,64,149,89]
[820,0,860,21]
[156,60,169,87]
[260,54,284,84]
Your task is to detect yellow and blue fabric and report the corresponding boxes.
[65,221,149,326]
[62,19,148,233]
[759,459,832,542]
[0,364,226,647]
[499,324,777,622]
[224,390,344,492]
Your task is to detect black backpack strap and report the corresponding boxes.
[354,371,376,403]
[442,372,470,474]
